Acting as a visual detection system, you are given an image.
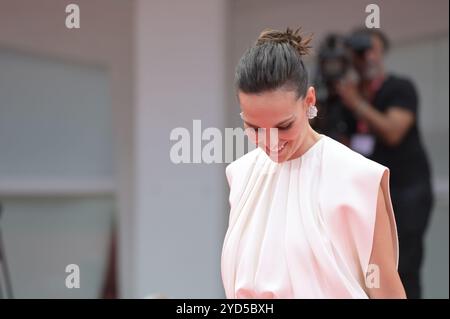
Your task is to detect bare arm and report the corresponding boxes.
[356,104,414,147]
[366,184,406,299]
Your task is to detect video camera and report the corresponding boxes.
[312,32,373,143]
[315,32,373,98]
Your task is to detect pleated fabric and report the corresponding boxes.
[221,134,399,299]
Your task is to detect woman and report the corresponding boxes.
[221,28,406,299]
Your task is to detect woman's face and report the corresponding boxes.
[238,86,316,163]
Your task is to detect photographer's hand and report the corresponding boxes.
[335,80,415,147]
[335,80,364,112]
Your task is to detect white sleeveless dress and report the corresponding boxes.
[221,134,399,299]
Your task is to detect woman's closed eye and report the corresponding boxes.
[244,121,293,131]
[277,122,294,130]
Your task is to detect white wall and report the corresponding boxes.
[133,0,229,298]
[0,0,231,298]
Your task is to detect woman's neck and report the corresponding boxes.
[288,127,322,161]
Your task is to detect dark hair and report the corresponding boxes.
[350,27,390,53]
[235,27,313,99]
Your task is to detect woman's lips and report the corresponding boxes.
[265,141,288,154]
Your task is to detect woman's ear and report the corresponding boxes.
[305,86,316,106]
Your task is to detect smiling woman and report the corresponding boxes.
[220,27,406,299]
[235,28,321,164]
[238,88,320,163]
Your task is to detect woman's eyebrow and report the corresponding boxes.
[244,114,295,128]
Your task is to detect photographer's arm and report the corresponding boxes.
[335,81,414,147]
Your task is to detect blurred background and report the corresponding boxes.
[0,0,447,298]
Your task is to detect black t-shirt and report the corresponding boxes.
[369,74,433,189]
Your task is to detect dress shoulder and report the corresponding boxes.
[321,136,399,273]
[324,136,386,179]
[225,147,262,189]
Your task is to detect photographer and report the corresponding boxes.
[312,34,358,146]
[335,28,434,299]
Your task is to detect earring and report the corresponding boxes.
[240,112,244,119]
[307,105,318,119]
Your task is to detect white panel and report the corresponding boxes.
[0,49,116,298]
[1,196,114,298]
[0,49,114,180]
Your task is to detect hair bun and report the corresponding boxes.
[256,27,313,56]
